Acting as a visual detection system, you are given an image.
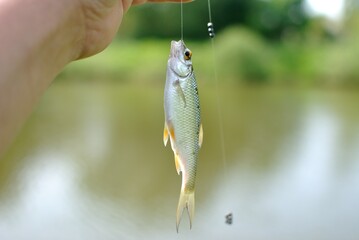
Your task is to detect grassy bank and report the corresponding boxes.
[58,26,359,88]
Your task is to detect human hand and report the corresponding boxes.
[78,0,191,59]
[0,0,191,157]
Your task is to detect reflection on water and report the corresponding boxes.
[0,83,359,239]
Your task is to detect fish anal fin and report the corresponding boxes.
[176,191,195,232]
[173,79,186,108]
[174,154,181,175]
[199,124,203,148]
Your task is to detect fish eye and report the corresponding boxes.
[184,50,192,60]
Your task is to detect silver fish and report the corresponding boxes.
[163,40,203,231]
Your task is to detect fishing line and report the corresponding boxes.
[180,0,184,40]
[207,0,213,23]
[206,0,233,225]
[206,0,227,176]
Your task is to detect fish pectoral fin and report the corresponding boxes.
[174,154,181,175]
[163,123,169,146]
[199,123,203,148]
[174,79,187,108]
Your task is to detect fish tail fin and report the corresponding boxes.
[176,190,195,232]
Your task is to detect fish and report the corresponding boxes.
[163,40,203,232]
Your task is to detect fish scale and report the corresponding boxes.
[163,40,202,231]
[173,73,200,191]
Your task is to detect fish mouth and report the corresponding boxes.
[170,40,185,58]
[171,40,184,47]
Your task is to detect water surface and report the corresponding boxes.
[1,83,358,239]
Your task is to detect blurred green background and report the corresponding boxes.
[59,0,359,87]
[1,0,359,239]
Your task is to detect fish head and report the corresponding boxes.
[168,40,193,78]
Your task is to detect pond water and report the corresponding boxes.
[0,83,358,240]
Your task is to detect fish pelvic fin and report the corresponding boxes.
[176,190,195,232]
[164,121,175,147]
[163,123,169,146]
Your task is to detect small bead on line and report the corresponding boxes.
[207,22,215,38]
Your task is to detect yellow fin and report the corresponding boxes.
[175,154,181,175]
[176,191,195,232]
[199,124,203,148]
[163,123,169,146]
[168,121,175,142]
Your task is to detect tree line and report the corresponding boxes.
[123,0,309,40]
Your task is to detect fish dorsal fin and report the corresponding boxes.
[199,124,203,148]
[173,79,186,108]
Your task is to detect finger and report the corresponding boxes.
[147,0,193,2]
[132,0,193,5]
